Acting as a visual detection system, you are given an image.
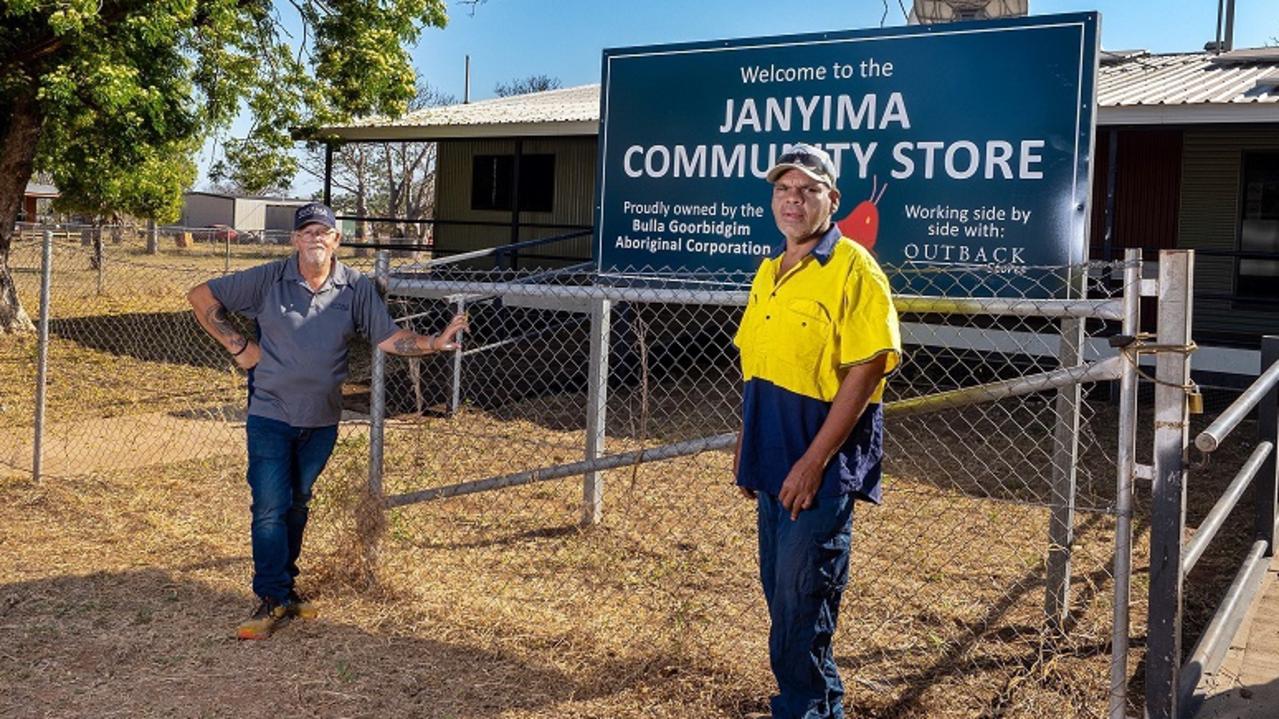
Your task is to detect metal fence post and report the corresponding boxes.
[1109,248,1142,719]
[146,219,158,255]
[449,297,465,415]
[94,225,104,295]
[1258,335,1279,555]
[583,297,612,526]
[369,250,389,497]
[1146,249,1194,719]
[224,231,231,273]
[32,230,53,482]
[1045,266,1086,632]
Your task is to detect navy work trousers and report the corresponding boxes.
[757,491,855,719]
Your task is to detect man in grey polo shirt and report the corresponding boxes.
[188,202,467,640]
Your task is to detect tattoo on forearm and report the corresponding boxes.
[394,333,429,356]
[205,304,245,350]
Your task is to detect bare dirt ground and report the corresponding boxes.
[0,411,243,479]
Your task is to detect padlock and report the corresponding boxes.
[1187,385,1204,415]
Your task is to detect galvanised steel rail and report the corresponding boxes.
[382,356,1124,508]
[1174,335,1279,717]
[388,276,1125,318]
[1182,442,1274,576]
[1195,356,1279,452]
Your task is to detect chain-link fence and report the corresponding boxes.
[3,226,360,477]
[362,252,1141,717]
[1,226,1147,717]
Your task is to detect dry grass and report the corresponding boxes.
[0,239,1267,717]
[0,425,1131,719]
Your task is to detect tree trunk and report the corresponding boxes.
[0,92,42,333]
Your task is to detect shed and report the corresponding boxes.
[315,85,599,266]
[21,182,59,224]
[180,192,312,239]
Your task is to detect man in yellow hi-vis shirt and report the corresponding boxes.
[733,143,902,719]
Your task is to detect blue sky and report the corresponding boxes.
[197,0,1278,194]
[416,0,1277,102]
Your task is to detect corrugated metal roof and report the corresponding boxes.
[319,49,1279,140]
[24,182,58,198]
[184,191,311,203]
[332,84,599,135]
[1213,47,1279,64]
[1099,51,1279,107]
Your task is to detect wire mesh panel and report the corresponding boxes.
[368,258,1139,718]
[0,225,372,480]
[0,228,1145,717]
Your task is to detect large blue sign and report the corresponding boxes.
[594,13,1100,288]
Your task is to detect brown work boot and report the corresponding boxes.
[236,597,289,640]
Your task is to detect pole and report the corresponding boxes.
[323,142,334,207]
[583,298,611,525]
[94,225,103,295]
[1214,0,1225,53]
[1224,0,1236,52]
[32,230,53,482]
[1145,250,1194,719]
[508,139,523,271]
[449,298,465,414]
[1045,325,1084,632]
[1108,249,1142,719]
[369,250,389,497]
[1101,129,1119,262]
[1258,336,1279,554]
[1045,263,1087,633]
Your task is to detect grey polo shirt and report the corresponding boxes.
[208,255,400,428]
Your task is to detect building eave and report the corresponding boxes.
[318,120,600,142]
[1099,103,1279,126]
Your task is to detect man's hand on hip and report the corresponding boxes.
[234,341,261,370]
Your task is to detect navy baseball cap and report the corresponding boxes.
[766,143,839,188]
[293,202,337,231]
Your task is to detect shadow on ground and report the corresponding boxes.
[49,311,233,369]
[0,562,775,719]
[1191,676,1279,719]
[0,567,576,718]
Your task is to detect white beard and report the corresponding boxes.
[300,247,329,267]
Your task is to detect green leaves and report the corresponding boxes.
[1,0,450,213]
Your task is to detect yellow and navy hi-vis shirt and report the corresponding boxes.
[733,225,902,503]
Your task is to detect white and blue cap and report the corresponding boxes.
[766,143,839,188]
[293,202,337,231]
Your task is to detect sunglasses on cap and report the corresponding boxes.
[775,150,828,170]
[771,147,837,184]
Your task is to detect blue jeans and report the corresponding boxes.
[757,491,855,719]
[245,415,338,602]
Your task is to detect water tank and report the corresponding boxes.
[909,0,1029,24]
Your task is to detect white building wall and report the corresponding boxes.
[233,199,267,233]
